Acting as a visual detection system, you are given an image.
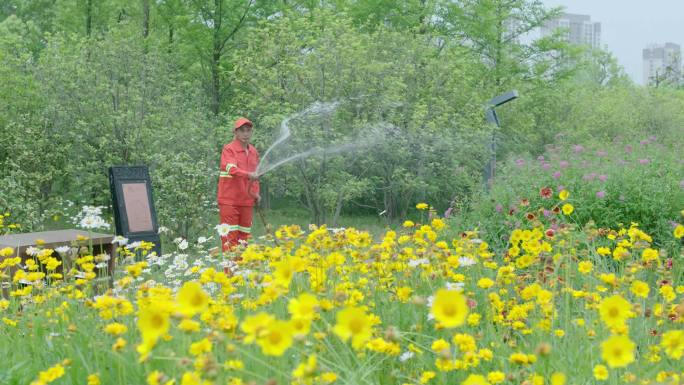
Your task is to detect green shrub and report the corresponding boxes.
[457,135,683,249]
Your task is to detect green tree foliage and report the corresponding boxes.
[1,0,683,232]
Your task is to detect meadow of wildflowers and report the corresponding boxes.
[1,190,683,385]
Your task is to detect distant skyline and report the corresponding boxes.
[540,0,683,84]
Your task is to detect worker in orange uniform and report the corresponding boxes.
[217,117,261,251]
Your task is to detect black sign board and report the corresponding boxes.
[108,166,162,256]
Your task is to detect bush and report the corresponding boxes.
[457,135,684,249]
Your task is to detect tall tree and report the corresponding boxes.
[185,0,255,115]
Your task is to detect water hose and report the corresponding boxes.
[248,180,279,246]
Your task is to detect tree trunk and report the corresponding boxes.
[86,0,92,37]
[211,48,221,115]
[168,25,174,48]
[142,0,150,38]
[331,190,345,227]
[210,0,223,116]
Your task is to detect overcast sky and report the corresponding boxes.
[540,0,683,84]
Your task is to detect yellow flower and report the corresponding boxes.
[509,352,536,365]
[289,316,312,337]
[461,374,490,385]
[431,289,468,328]
[550,372,566,385]
[420,371,436,384]
[403,220,415,228]
[241,312,274,344]
[416,203,429,210]
[660,330,684,359]
[257,320,294,356]
[559,190,569,201]
[561,203,574,215]
[189,338,212,356]
[630,280,650,298]
[104,322,128,336]
[320,372,337,383]
[112,338,127,352]
[138,304,171,347]
[593,365,608,381]
[596,247,611,256]
[176,281,209,317]
[288,293,319,320]
[578,261,593,274]
[87,374,101,385]
[396,286,413,302]
[178,319,201,333]
[477,278,494,289]
[487,371,505,384]
[601,334,635,368]
[674,224,684,239]
[598,295,632,329]
[333,306,373,349]
[641,248,659,262]
[431,338,450,353]
[292,354,316,379]
[273,259,295,287]
[181,372,209,385]
[147,370,163,385]
[30,363,65,385]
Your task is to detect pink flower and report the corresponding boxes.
[597,150,607,157]
[598,174,608,182]
[537,155,545,161]
[542,163,551,170]
[515,159,526,167]
[625,145,633,153]
[679,180,684,189]
[573,145,584,153]
[639,158,650,165]
[596,191,606,198]
[495,204,503,213]
[559,160,570,169]
[552,171,561,179]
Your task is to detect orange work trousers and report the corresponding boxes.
[219,205,253,251]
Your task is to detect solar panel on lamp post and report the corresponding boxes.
[483,90,518,191]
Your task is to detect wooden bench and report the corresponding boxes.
[0,229,117,296]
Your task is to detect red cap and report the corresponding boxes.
[234,117,253,130]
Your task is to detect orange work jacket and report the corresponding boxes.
[217,140,260,206]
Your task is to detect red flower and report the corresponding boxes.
[545,229,555,238]
[540,187,553,199]
[520,198,530,206]
[526,212,536,221]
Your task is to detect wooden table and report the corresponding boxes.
[0,229,117,294]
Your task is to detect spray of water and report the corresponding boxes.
[256,122,396,176]
[257,101,340,176]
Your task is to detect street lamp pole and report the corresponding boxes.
[484,90,518,190]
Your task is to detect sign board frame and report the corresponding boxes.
[108,166,161,256]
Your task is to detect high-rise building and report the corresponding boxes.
[642,43,681,86]
[541,13,601,48]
